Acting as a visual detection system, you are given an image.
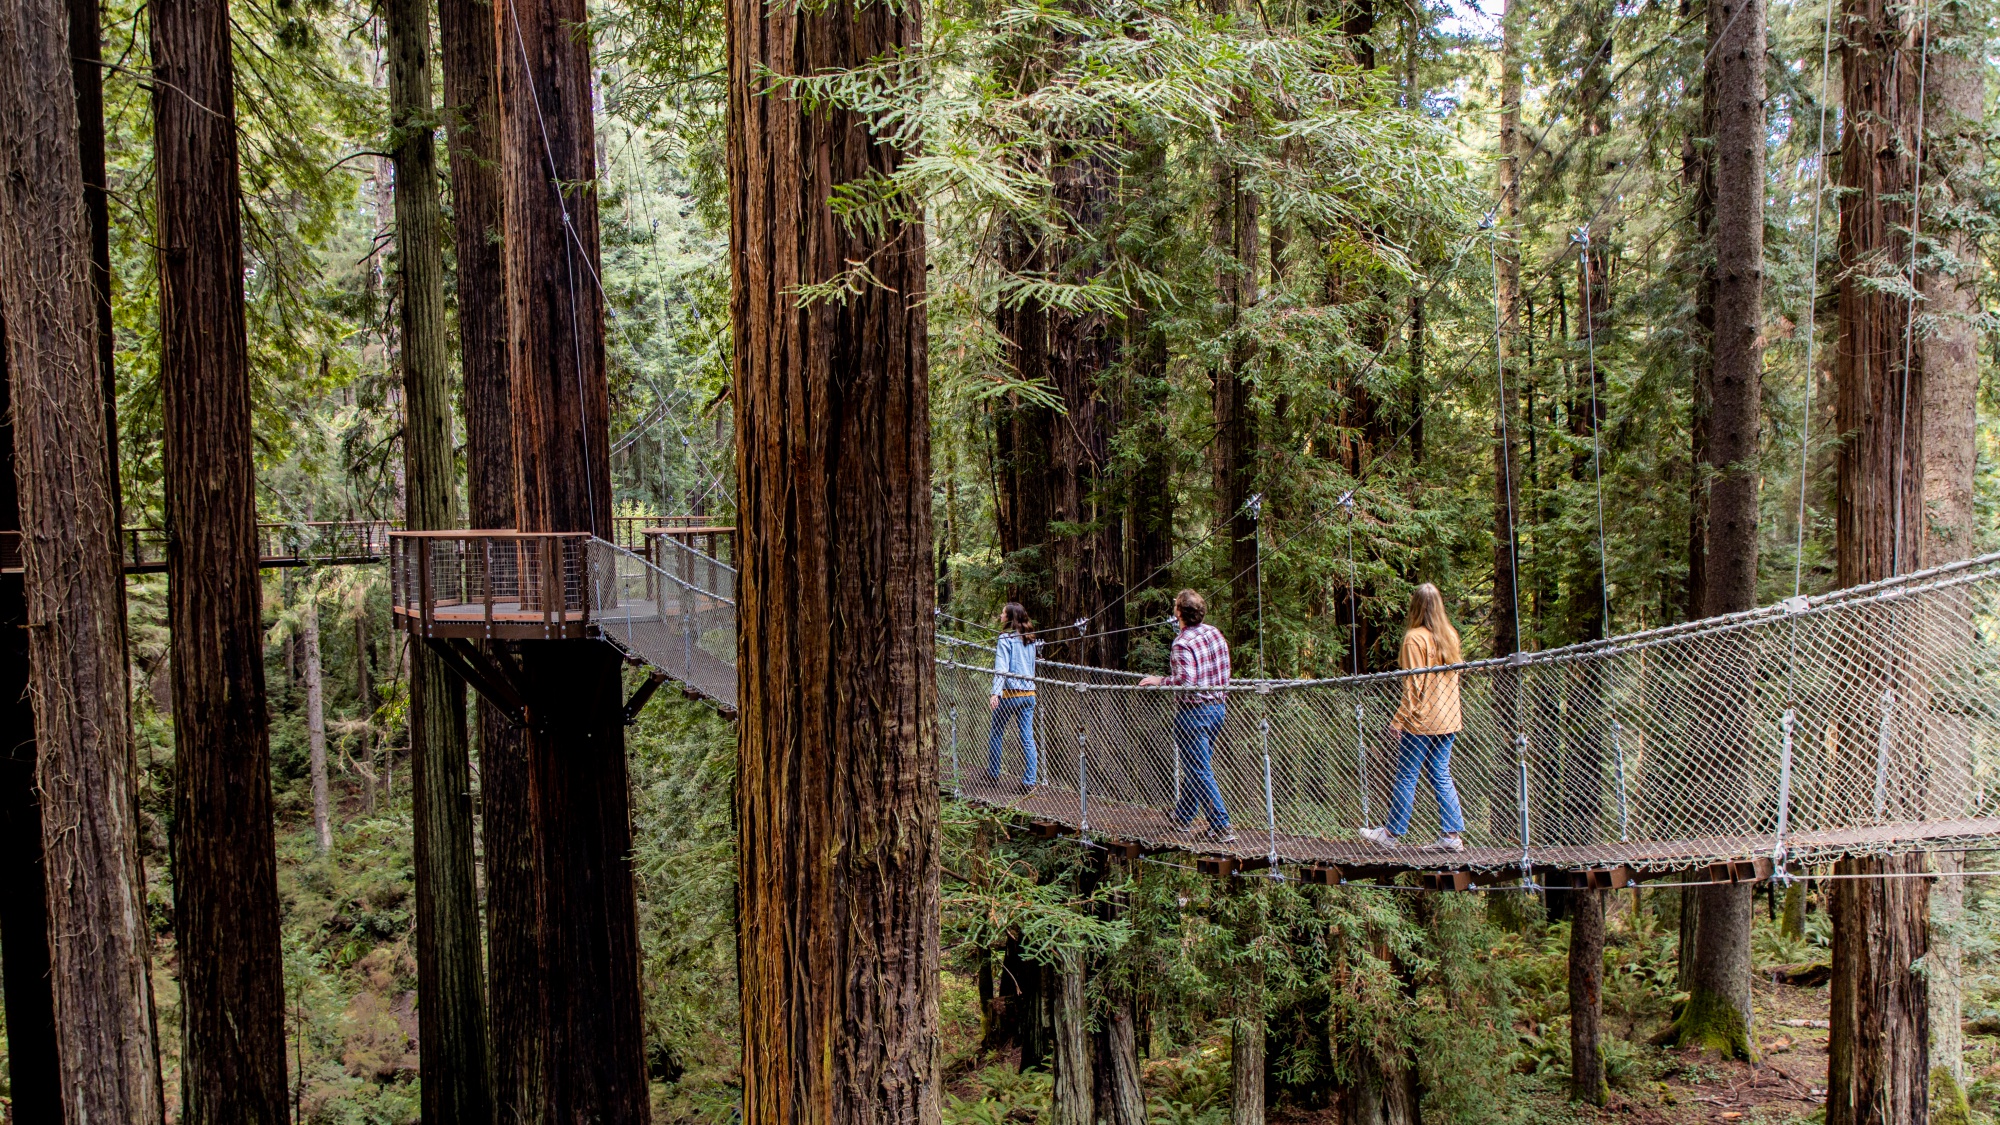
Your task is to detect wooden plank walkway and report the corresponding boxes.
[953,777,2000,877]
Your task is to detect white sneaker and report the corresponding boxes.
[1358,826,1400,850]
[1429,834,1465,852]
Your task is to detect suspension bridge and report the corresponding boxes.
[387,528,2000,883]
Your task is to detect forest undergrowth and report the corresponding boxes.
[10,574,1980,1125]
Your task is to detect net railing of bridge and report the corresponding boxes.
[585,538,737,707]
[938,552,2000,872]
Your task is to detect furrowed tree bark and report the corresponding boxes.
[1122,145,1176,633]
[1700,0,1764,617]
[1094,993,1147,1125]
[0,316,60,1125]
[1828,0,1933,1110]
[1231,1007,1265,1125]
[728,0,941,1113]
[1569,890,1606,1104]
[435,0,529,1105]
[993,221,1054,626]
[1834,0,1924,588]
[1917,12,1981,1101]
[304,594,330,852]
[0,0,164,1106]
[151,0,292,1109]
[496,0,649,1109]
[1829,855,1929,1125]
[387,0,492,1112]
[69,0,121,536]
[438,0,509,521]
[1050,954,1091,1125]
[1675,0,1766,1059]
[1042,148,1127,666]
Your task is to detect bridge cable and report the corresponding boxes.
[502,0,603,537]
[1774,0,1841,871]
[1872,0,1935,823]
[1253,494,1279,871]
[1576,227,1610,638]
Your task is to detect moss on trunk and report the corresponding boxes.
[1663,986,1755,1060]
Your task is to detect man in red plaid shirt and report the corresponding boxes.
[1140,589,1234,842]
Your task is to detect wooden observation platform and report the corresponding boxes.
[389,531,595,641]
[387,528,740,720]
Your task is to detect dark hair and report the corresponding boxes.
[1003,602,1035,641]
[1174,589,1206,628]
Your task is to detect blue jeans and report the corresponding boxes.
[1171,703,1230,830]
[989,695,1038,784]
[1386,731,1465,836]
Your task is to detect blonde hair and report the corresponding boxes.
[1403,583,1461,665]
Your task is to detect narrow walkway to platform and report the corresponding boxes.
[386,529,2000,879]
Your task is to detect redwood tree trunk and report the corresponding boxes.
[0,316,60,1125]
[1568,890,1605,1104]
[387,0,492,1112]
[495,0,649,1109]
[1231,1010,1265,1125]
[1828,855,1929,1125]
[1827,0,1933,1111]
[1919,25,1983,1095]
[1677,0,1766,1052]
[435,0,528,1104]
[69,0,120,530]
[1050,955,1091,1125]
[1834,0,1925,587]
[438,0,510,525]
[994,160,1126,663]
[728,0,941,1113]
[151,0,291,1109]
[304,595,330,852]
[0,3,165,1106]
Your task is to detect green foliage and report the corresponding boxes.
[627,692,742,1097]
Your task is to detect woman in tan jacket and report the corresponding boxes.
[1359,583,1466,852]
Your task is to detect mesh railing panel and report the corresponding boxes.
[586,539,737,707]
[938,554,2000,871]
[388,534,589,626]
[598,534,2000,870]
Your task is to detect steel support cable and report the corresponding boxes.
[502,0,603,537]
[1869,0,1935,825]
[1577,226,1625,840]
[503,16,732,527]
[1775,0,1841,872]
[1252,496,1279,871]
[602,127,701,461]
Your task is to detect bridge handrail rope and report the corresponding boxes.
[450,527,2000,877]
[942,550,2000,691]
[929,551,2000,873]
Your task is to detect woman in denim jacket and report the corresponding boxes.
[988,603,1039,789]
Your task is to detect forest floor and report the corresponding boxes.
[934,893,2000,1125]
